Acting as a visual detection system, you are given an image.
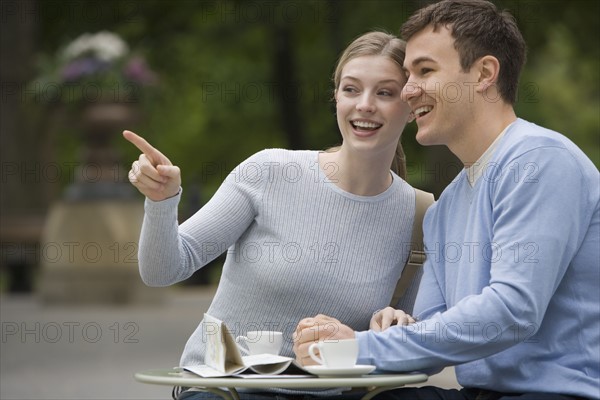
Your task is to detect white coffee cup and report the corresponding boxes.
[235,331,283,355]
[308,339,358,368]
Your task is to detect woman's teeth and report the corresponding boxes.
[352,121,382,131]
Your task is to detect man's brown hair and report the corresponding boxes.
[401,0,527,104]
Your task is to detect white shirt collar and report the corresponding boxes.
[466,122,515,186]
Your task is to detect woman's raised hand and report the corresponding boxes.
[123,130,181,201]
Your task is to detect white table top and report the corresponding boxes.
[135,368,428,400]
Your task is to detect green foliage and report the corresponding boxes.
[518,25,600,167]
[35,0,599,205]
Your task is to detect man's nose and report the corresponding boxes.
[401,80,422,102]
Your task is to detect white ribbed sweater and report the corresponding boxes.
[138,149,415,366]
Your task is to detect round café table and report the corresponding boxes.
[135,368,428,400]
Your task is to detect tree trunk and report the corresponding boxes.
[271,24,305,150]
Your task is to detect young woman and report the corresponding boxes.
[125,30,421,399]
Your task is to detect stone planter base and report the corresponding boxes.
[38,264,165,305]
[38,199,164,304]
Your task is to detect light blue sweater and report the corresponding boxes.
[138,149,417,366]
[356,119,600,398]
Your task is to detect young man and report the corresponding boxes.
[293,1,599,399]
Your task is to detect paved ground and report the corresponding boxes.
[1,287,459,400]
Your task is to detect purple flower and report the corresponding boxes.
[61,57,111,82]
[123,56,158,85]
[38,31,159,99]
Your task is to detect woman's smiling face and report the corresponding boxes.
[335,55,412,157]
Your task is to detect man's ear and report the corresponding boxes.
[476,55,500,93]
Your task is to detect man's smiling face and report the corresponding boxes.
[401,25,480,149]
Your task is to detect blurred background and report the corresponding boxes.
[1,0,598,398]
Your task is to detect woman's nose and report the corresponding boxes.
[356,94,375,113]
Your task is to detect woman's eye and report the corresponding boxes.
[342,86,357,93]
[421,68,432,75]
[378,89,393,96]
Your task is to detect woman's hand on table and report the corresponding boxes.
[293,314,355,366]
[370,307,416,332]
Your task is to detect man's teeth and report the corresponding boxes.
[352,121,382,130]
[414,106,433,117]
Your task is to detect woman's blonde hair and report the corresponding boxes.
[331,31,408,179]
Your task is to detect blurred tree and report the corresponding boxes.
[519,25,600,166]
[17,0,599,236]
[1,0,595,291]
[501,0,600,167]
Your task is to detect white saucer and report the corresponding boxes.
[304,364,376,377]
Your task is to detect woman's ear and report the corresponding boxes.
[476,55,500,93]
